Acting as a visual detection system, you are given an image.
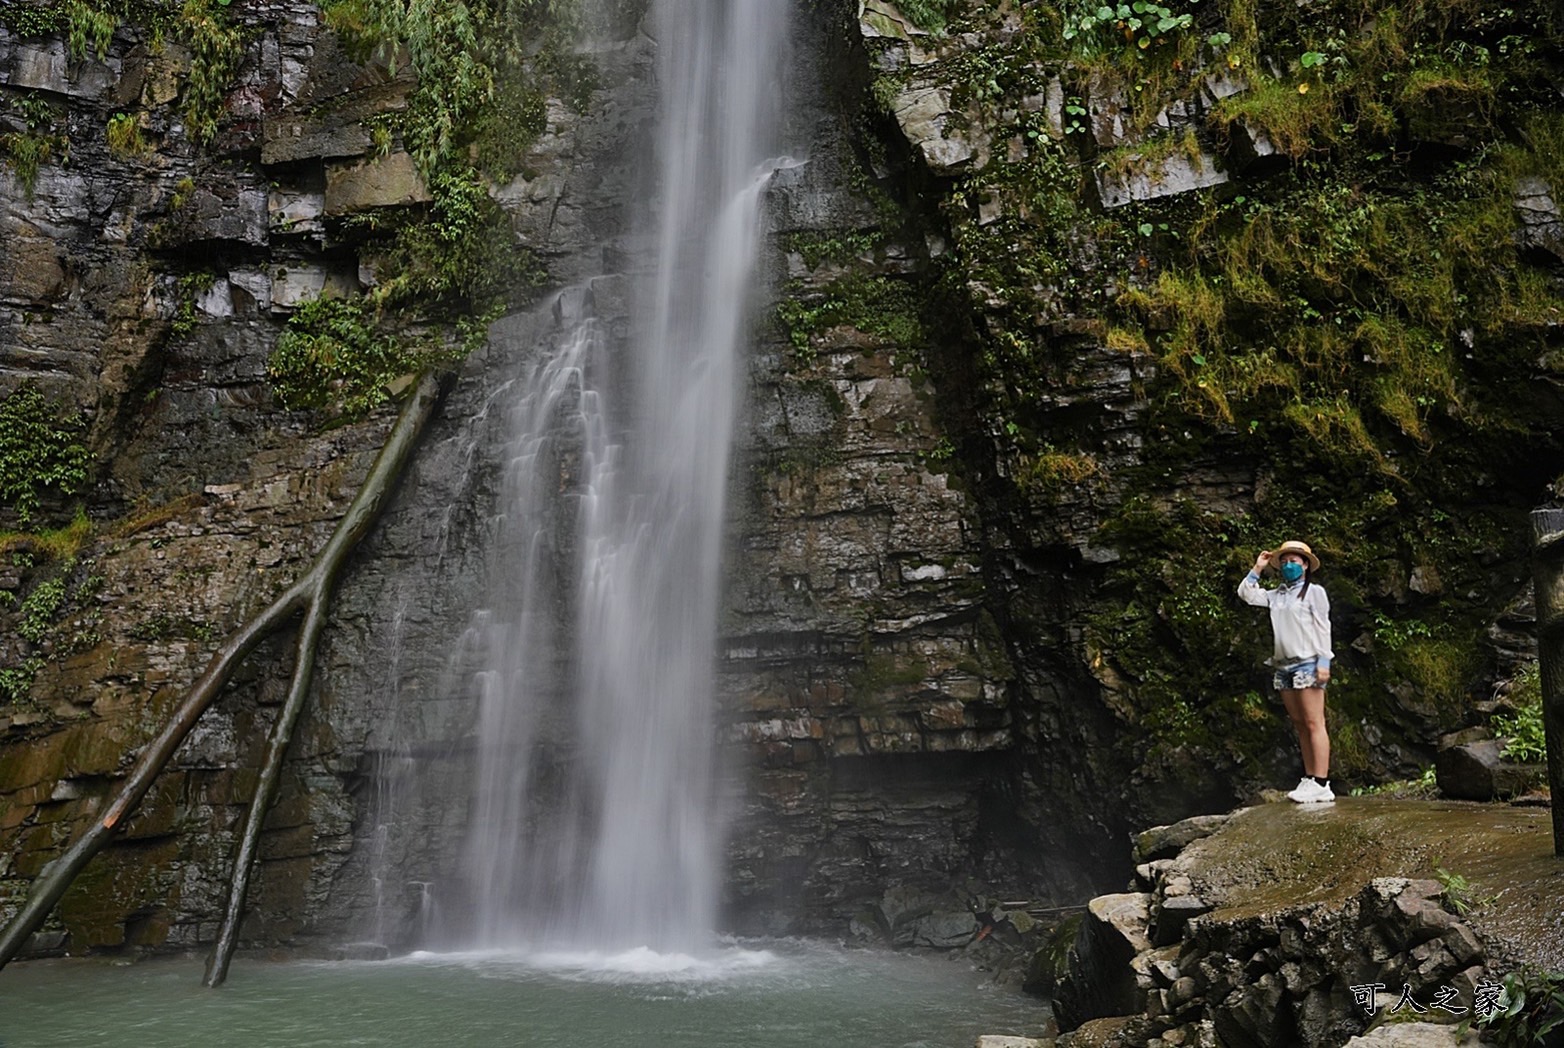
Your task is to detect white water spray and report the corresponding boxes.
[460,0,790,952]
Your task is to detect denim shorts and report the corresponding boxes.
[1273,658,1327,691]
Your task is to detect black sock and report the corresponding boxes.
[1309,775,1329,786]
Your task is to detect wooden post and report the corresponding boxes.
[1531,508,1564,856]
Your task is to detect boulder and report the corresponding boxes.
[269,186,326,237]
[1434,739,1542,800]
[909,909,980,948]
[1340,1023,1483,1047]
[1132,813,1233,864]
[268,264,357,311]
[1053,893,1152,1029]
[1152,893,1213,946]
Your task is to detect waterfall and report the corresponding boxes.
[458,0,790,953]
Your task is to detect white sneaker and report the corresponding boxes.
[1287,777,1334,803]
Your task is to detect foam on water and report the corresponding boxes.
[394,942,784,985]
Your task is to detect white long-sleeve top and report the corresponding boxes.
[1238,571,1334,668]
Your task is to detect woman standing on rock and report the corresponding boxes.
[1239,540,1335,803]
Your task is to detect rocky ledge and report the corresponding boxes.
[1032,797,1562,1048]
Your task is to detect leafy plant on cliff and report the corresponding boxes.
[776,274,926,359]
[66,0,116,60]
[177,0,244,145]
[0,387,90,526]
[267,0,575,416]
[105,112,151,158]
[16,565,71,645]
[323,0,587,174]
[324,0,492,173]
[7,1,246,146]
[268,297,453,415]
[0,550,89,706]
[1060,0,1195,50]
[0,94,67,198]
[894,0,964,34]
[268,166,542,414]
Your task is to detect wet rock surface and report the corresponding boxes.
[1050,798,1564,1047]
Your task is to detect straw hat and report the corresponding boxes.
[1272,540,1320,573]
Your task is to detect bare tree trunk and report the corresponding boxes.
[1532,508,1564,856]
[0,373,445,974]
[203,599,329,987]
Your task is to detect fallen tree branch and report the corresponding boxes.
[0,373,445,976]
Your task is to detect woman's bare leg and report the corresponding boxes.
[1282,687,1330,778]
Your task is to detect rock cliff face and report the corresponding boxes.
[2,0,1563,957]
[0,0,1071,953]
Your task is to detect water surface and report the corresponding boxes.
[0,940,1048,1048]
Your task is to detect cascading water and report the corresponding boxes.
[458,0,790,953]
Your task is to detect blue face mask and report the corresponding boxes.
[1280,561,1305,583]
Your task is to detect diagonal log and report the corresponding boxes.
[203,598,329,987]
[0,372,445,975]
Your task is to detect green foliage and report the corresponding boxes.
[782,229,886,270]
[1491,662,1546,763]
[1371,611,1434,653]
[1431,863,1483,915]
[0,130,56,197]
[127,612,218,643]
[8,1,244,145]
[170,175,196,209]
[66,0,116,60]
[1115,136,1555,469]
[0,387,90,525]
[270,0,580,416]
[267,296,453,416]
[1021,445,1102,493]
[1061,0,1194,50]
[0,3,69,37]
[470,77,548,182]
[272,164,544,416]
[321,0,593,174]
[894,0,963,34]
[169,271,217,338]
[0,658,44,705]
[325,0,492,173]
[16,567,70,645]
[1,507,95,564]
[775,275,925,359]
[375,168,541,311]
[105,111,150,157]
[1349,764,1438,797]
[178,0,244,144]
[1,93,66,197]
[1475,967,1564,1048]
